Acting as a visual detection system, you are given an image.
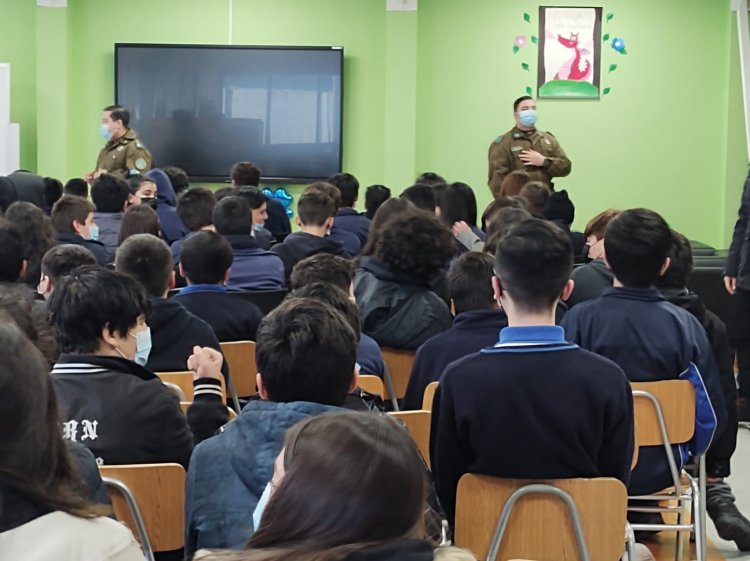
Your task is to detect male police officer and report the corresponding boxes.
[488,96,571,198]
[86,106,153,182]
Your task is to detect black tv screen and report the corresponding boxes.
[115,44,343,182]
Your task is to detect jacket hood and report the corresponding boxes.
[146,168,177,206]
[280,232,346,262]
[224,234,260,251]
[660,287,706,321]
[6,171,45,209]
[586,258,614,281]
[147,298,193,346]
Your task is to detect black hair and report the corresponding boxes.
[63,178,88,198]
[364,185,390,220]
[48,266,150,354]
[448,252,497,314]
[290,254,354,292]
[126,174,155,194]
[230,162,261,187]
[495,218,573,313]
[180,231,233,285]
[483,207,532,256]
[400,184,436,212]
[41,244,97,282]
[656,230,693,290]
[176,188,216,232]
[91,175,130,213]
[236,186,268,211]
[437,184,472,227]
[297,190,335,227]
[415,172,446,186]
[43,177,63,209]
[256,297,357,405]
[0,218,25,282]
[451,182,478,227]
[103,105,130,128]
[115,233,173,297]
[4,202,58,288]
[326,173,360,208]
[213,196,251,236]
[513,95,533,112]
[292,283,361,342]
[604,209,673,289]
[162,166,190,195]
[544,189,575,225]
[214,187,237,201]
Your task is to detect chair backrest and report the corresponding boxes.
[219,341,257,398]
[455,475,628,561]
[180,401,238,420]
[100,463,186,553]
[381,348,416,400]
[422,381,439,411]
[229,289,288,315]
[631,380,695,447]
[155,371,226,402]
[389,410,431,469]
[358,375,384,398]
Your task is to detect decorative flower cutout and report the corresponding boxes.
[611,37,626,53]
[515,35,528,49]
[261,187,294,217]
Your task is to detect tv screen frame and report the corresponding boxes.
[114,43,345,183]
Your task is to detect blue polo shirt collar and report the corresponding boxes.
[178,284,228,295]
[498,325,566,345]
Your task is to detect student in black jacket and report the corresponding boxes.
[114,233,229,381]
[174,230,263,342]
[48,266,228,468]
[431,219,634,525]
[50,195,110,266]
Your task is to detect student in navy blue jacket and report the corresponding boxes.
[172,187,217,266]
[561,209,727,497]
[328,172,371,246]
[402,252,508,410]
[431,219,634,526]
[51,195,111,266]
[174,231,263,343]
[213,196,285,290]
[145,168,189,245]
[306,181,361,256]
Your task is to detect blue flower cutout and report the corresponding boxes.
[611,38,626,53]
[261,187,294,217]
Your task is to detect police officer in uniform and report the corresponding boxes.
[85,105,153,183]
[488,96,571,198]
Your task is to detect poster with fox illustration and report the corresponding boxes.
[537,7,602,98]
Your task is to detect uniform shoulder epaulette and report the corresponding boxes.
[494,135,504,143]
[546,131,556,138]
[135,141,144,149]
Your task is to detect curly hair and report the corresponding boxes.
[375,210,455,278]
[4,202,58,288]
[0,283,58,366]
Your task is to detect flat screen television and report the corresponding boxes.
[115,44,344,182]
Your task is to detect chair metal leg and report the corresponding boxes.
[698,456,707,561]
[625,523,637,561]
[675,501,686,561]
[226,375,241,413]
[102,477,155,561]
[690,475,706,561]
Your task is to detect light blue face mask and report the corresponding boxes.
[253,482,272,530]
[518,109,538,128]
[100,123,112,141]
[252,223,264,235]
[130,327,152,367]
[87,225,100,242]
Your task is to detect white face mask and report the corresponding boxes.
[253,482,272,531]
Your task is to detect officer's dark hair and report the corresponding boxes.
[326,173,359,208]
[41,244,97,283]
[495,218,572,313]
[365,185,390,220]
[48,266,150,354]
[115,233,174,297]
[304,182,341,212]
[214,187,237,201]
[256,297,356,406]
[43,177,63,209]
[448,252,497,315]
[162,166,190,195]
[400,183,436,212]
[213,196,251,236]
[180,230,233,285]
[236,186,268,211]
[230,161,261,187]
[63,178,88,198]
[415,172,446,187]
[292,283,361,342]
[513,95,534,112]
[604,209,673,289]
[0,219,25,283]
[118,204,161,245]
[656,230,693,290]
[519,181,551,217]
[290,254,354,292]
[91,175,130,213]
[297,190,335,227]
[103,105,130,128]
[176,188,216,232]
[484,207,532,256]
[51,195,94,234]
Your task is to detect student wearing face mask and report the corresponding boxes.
[48,266,229,469]
[236,186,275,249]
[50,195,111,266]
[126,175,159,209]
[85,106,153,183]
[487,96,572,198]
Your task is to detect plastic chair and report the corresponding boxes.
[219,341,257,398]
[380,348,417,410]
[228,289,288,315]
[358,374,385,398]
[422,381,439,411]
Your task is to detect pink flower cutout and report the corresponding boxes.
[515,35,528,49]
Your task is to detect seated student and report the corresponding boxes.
[172,187,217,265]
[290,253,385,377]
[4,201,58,289]
[561,209,727,497]
[402,253,508,410]
[431,219,634,525]
[174,231,263,342]
[305,182,360,255]
[0,321,147,561]
[42,176,63,215]
[38,244,97,301]
[213,196,285,290]
[184,298,359,555]
[544,189,585,259]
[125,174,158,208]
[656,231,750,550]
[327,172,371,245]
[497,169,532,198]
[271,189,348,280]
[115,233,229,381]
[50,195,110,266]
[90,175,130,257]
[566,209,621,308]
[0,219,28,284]
[354,208,454,349]
[117,204,161,245]
[236,186,275,249]
[365,184,391,220]
[48,266,228,468]
[519,181,551,218]
[401,183,437,213]
[480,207,532,255]
[416,171,447,186]
[230,161,291,242]
[145,168,189,244]
[64,177,88,198]
[162,165,190,196]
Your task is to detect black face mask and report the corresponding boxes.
[582,244,592,263]
[140,197,158,209]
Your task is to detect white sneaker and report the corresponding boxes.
[622,543,655,561]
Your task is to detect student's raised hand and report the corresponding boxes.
[83,171,95,184]
[724,276,737,296]
[187,346,224,381]
[451,221,471,237]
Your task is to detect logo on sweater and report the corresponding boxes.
[62,419,99,442]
